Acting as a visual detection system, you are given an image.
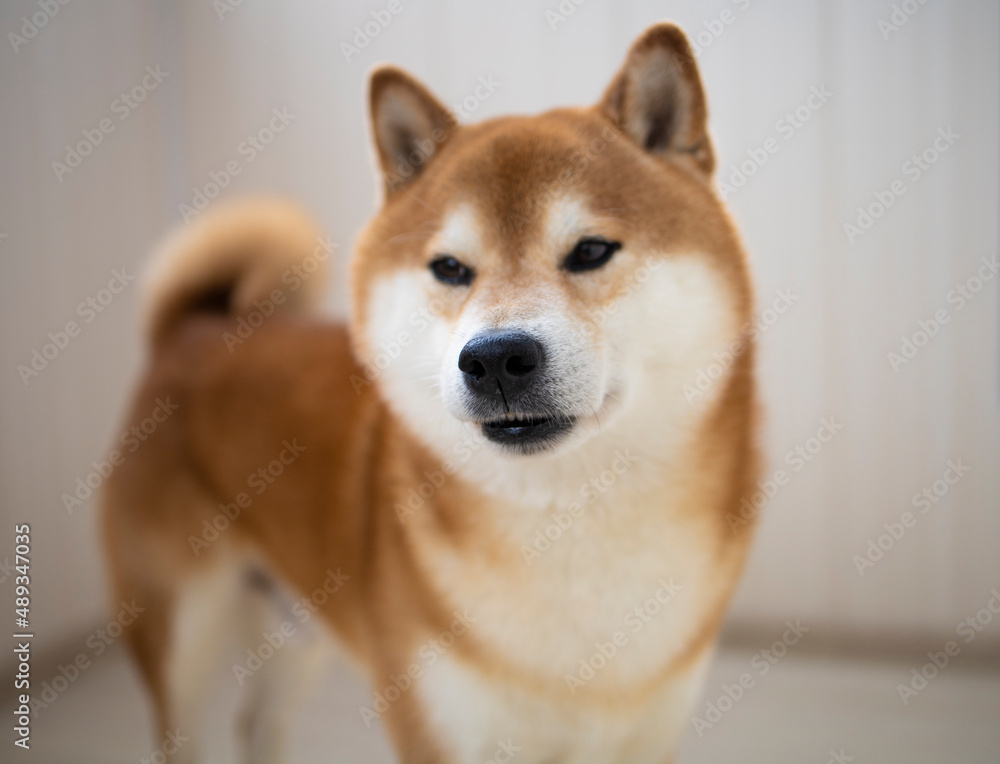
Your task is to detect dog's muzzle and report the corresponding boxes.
[457,330,575,453]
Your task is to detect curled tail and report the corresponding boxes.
[143,198,332,346]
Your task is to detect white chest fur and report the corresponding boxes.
[410,460,726,763]
[418,648,711,764]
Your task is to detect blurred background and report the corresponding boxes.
[1,0,997,761]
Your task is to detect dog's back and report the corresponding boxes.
[103,202,385,760]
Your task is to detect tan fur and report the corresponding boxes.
[143,197,329,345]
[104,23,758,764]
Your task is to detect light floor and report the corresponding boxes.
[5,643,999,762]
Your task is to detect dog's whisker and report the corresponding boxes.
[381,228,436,247]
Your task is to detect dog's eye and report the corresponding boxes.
[562,238,622,272]
[429,256,474,286]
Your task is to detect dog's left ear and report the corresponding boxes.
[600,23,714,176]
[369,65,457,195]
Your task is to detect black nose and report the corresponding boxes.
[458,331,545,400]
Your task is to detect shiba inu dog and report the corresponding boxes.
[103,22,757,764]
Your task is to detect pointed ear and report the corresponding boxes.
[599,23,715,176]
[369,66,457,194]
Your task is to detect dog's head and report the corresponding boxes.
[351,24,751,473]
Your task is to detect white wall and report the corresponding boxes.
[1,0,997,658]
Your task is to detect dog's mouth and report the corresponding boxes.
[479,412,576,454]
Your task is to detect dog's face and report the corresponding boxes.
[351,24,751,468]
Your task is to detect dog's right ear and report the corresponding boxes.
[369,66,457,195]
[599,23,715,176]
